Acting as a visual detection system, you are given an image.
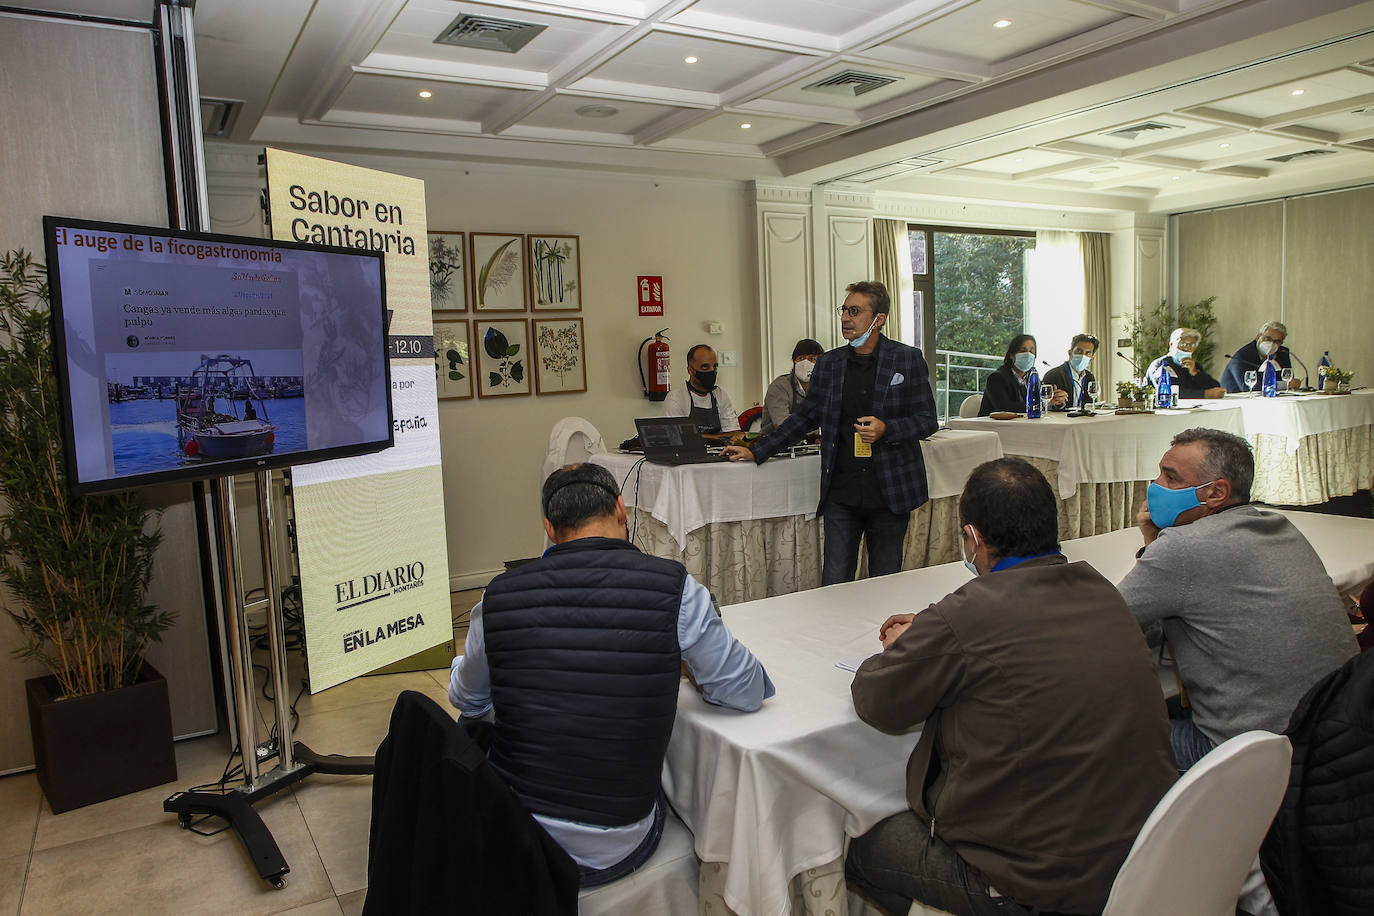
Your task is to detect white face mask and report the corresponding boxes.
[961,526,980,576]
[1257,340,1277,357]
[793,360,814,383]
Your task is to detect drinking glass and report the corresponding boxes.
[1039,384,1053,412]
[1244,370,1257,391]
[1280,368,1293,387]
[1086,381,1099,406]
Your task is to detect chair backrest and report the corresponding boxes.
[542,417,606,482]
[958,394,983,418]
[1103,730,1292,916]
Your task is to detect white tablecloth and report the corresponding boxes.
[1184,390,1374,453]
[946,409,1248,499]
[667,508,1374,916]
[592,429,1003,550]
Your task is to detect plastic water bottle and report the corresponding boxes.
[1317,351,1331,386]
[1025,367,1041,418]
[1156,366,1173,409]
[1262,358,1278,398]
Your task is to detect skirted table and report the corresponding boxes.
[1181,390,1374,505]
[946,407,1249,539]
[589,429,1003,605]
[667,509,1374,916]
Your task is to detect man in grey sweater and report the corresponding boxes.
[1117,427,1357,771]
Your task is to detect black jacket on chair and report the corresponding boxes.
[1260,651,1374,916]
[364,690,579,916]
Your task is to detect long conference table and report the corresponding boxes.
[665,509,1374,916]
[948,391,1374,537]
[590,429,1004,605]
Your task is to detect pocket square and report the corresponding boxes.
[890,372,905,386]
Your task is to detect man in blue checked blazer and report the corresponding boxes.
[725,281,938,585]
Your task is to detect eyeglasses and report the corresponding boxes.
[836,305,870,318]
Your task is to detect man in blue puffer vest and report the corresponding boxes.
[449,462,774,886]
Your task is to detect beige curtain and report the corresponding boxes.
[1082,232,1112,396]
[872,218,907,343]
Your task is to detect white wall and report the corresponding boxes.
[208,145,759,588]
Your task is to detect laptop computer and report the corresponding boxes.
[633,416,726,466]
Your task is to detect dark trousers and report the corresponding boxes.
[822,502,910,585]
[846,810,1030,916]
[1170,715,1217,774]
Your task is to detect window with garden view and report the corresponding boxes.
[910,226,1035,418]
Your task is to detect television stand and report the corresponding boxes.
[165,472,374,888]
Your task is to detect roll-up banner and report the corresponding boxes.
[263,148,450,692]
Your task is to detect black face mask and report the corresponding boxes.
[693,369,718,390]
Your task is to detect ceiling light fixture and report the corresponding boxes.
[1013,156,1024,163]
[418,90,433,99]
[740,122,752,129]
[1171,175,1181,180]
[575,104,619,119]
[1219,142,1230,149]
[684,56,698,64]
[993,19,1011,28]
[1290,88,1305,96]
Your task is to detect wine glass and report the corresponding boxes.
[1039,383,1053,412]
[1280,368,1293,389]
[1244,370,1257,391]
[1086,380,1100,407]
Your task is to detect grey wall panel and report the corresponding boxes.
[1283,188,1374,380]
[1175,202,1283,363]
[0,15,216,773]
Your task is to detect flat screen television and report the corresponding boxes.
[43,216,393,494]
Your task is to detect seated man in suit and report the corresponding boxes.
[1042,333,1098,410]
[979,334,1069,415]
[1117,428,1357,771]
[846,457,1176,916]
[449,463,774,885]
[723,280,940,585]
[1145,327,1226,399]
[1220,320,1297,392]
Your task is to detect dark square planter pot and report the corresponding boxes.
[25,659,178,814]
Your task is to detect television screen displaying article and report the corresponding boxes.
[43,217,393,494]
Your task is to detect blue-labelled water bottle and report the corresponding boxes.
[1025,367,1042,418]
[1156,365,1173,409]
[1262,357,1278,398]
[1317,351,1331,387]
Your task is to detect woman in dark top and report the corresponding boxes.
[979,334,1044,415]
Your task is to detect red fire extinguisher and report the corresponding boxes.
[639,329,670,401]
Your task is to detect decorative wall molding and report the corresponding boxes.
[820,185,875,211]
[758,209,812,386]
[752,183,812,205]
[873,193,1123,232]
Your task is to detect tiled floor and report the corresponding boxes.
[0,589,483,915]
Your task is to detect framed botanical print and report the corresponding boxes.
[428,231,466,312]
[474,319,531,398]
[469,232,527,312]
[528,234,581,311]
[532,317,587,395]
[434,319,473,400]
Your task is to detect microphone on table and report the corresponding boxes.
[1287,349,1313,389]
[1116,351,1143,377]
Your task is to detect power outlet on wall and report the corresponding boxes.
[720,350,738,367]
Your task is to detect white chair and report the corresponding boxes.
[957,394,982,418]
[577,813,699,916]
[1102,730,1291,916]
[905,731,1292,916]
[542,417,607,483]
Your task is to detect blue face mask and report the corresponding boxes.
[961,527,980,576]
[1070,354,1091,372]
[1172,348,1193,364]
[1014,352,1036,373]
[1146,479,1218,528]
[849,315,879,348]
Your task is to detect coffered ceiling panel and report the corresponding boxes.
[519,94,687,133]
[194,0,1374,212]
[332,73,525,123]
[583,32,802,94]
[668,112,816,147]
[876,0,1127,65]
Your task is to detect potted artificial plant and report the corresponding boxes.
[0,251,176,813]
[1115,381,1151,410]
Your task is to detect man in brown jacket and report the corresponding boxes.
[846,457,1177,916]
